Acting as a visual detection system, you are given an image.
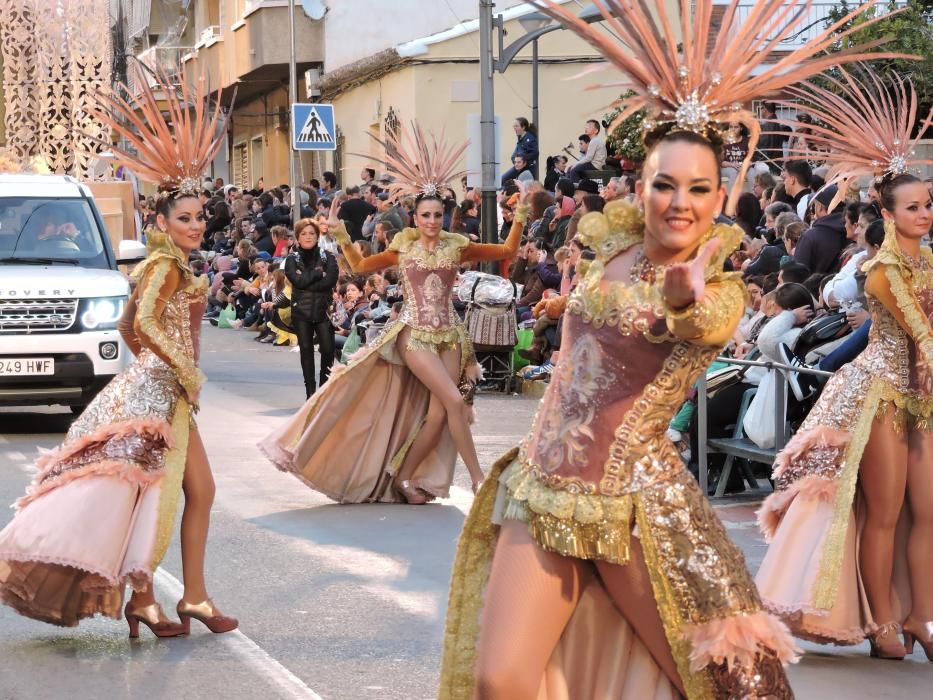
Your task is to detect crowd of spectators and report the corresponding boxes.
[171,109,932,490]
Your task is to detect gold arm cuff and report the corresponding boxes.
[177,366,207,400]
[664,278,745,345]
[513,203,531,225]
[333,222,351,247]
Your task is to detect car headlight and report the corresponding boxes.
[80,296,127,330]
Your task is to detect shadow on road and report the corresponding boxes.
[247,504,466,593]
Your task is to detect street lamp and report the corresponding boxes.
[478,2,602,248]
[516,12,552,138]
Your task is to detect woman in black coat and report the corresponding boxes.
[283,218,339,398]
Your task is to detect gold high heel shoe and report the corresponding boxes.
[903,618,933,660]
[124,601,187,639]
[176,599,238,634]
[868,621,906,660]
[395,479,427,505]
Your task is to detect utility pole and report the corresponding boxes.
[288,0,300,228]
[478,0,498,252]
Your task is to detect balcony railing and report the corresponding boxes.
[130,46,186,93]
[723,1,907,48]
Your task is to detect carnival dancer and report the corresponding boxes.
[756,68,933,659]
[260,123,525,505]
[438,1,904,697]
[0,68,237,636]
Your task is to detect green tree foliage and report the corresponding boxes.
[603,92,647,164]
[826,0,933,115]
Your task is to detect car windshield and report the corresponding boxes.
[0,197,109,269]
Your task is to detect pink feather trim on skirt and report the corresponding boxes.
[682,610,801,674]
[772,425,850,478]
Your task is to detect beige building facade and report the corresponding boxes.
[320,6,620,189]
[130,0,324,190]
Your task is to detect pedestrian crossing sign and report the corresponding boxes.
[292,103,337,151]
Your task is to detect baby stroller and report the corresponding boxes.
[459,272,520,393]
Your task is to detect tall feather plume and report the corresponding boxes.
[354,121,471,200]
[82,64,229,195]
[528,0,912,214]
[776,67,933,210]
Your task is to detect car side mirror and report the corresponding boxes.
[117,239,146,265]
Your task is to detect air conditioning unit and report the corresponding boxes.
[304,67,322,98]
[199,25,221,45]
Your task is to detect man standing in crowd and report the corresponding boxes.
[320,171,338,198]
[782,160,813,220]
[752,101,790,177]
[377,194,407,231]
[794,185,847,274]
[360,167,375,188]
[568,119,607,183]
[338,185,378,242]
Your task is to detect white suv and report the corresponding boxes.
[0,174,146,412]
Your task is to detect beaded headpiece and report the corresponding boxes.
[776,67,933,211]
[357,121,470,200]
[528,0,908,214]
[83,65,228,197]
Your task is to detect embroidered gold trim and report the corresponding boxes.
[135,259,205,399]
[635,494,717,700]
[150,399,190,569]
[814,378,885,608]
[885,264,933,368]
[576,200,645,263]
[601,342,720,494]
[438,449,517,700]
[504,462,632,564]
[665,275,747,346]
[390,229,469,268]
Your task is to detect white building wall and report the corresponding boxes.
[323,0,525,71]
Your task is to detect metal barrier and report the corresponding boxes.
[696,356,833,497]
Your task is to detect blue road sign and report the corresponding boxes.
[292,103,336,151]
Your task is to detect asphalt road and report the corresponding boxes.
[0,325,930,699]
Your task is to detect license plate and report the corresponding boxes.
[0,358,55,376]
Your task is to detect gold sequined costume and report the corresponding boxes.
[756,225,933,644]
[440,201,797,699]
[259,214,524,503]
[0,233,207,626]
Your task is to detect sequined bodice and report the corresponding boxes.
[398,246,459,333]
[140,287,204,369]
[521,278,719,496]
[859,289,933,398]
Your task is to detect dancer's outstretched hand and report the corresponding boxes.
[327,199,342,230]
[507,179,528,207]
[662,238,721,310]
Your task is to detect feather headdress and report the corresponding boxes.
[358,121,470,200]
[83,64,228,196]
[777,67,933,211]
[528,0,909,213]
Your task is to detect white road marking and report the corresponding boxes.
[153,567,324,700]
